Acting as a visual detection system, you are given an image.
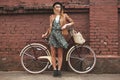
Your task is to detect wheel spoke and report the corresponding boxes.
[21,44,50,74]
[24,52,35,59]
[68,45,96,73]
[70,56,84,61]
[25,60,35,69]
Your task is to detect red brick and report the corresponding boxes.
[90,0,118,55]
[0,7,89,70]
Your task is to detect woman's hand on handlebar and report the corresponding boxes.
[42,33,47,38]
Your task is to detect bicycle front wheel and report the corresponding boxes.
[20,43,50,74]
[67,45,96,73]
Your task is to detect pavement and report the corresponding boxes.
[0,71,120,80]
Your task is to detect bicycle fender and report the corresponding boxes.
[19,43,50,56]
[66,45,75,61]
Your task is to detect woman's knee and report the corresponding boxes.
[50,46,56,57]
[58,48,63,58]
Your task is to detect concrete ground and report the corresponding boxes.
[0,71,120,80]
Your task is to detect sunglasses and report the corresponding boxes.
[54,5,61,8]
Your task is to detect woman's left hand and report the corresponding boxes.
[61,24,68,30]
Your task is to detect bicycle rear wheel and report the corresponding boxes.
[20,43,50,74]
[67,45,96,73]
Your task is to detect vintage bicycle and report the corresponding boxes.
[19,29,96,74]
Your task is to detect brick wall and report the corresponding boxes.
[0,0,89,70]
[90,0,118,55]
[0,0,120,72]
[118,0,120,56]
[119,13,120,55]
[0,13,89,71]
[0,14,50,70]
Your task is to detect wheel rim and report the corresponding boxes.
[68,45,96,73]
[21,45,49,74]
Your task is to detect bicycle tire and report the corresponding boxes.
[20,43,50,74]
[67,45,96,73]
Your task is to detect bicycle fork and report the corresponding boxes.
[75,45,84,70]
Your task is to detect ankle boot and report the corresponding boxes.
[53,70,58,77]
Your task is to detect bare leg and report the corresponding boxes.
[50,46,56,70]
[57,47,63,70]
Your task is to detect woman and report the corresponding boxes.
[42,2,74,77]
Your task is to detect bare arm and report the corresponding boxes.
[65,13,74,26]
[61,14,74,29]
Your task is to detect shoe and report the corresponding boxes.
[57,70,62,77]
[53,70,58,77]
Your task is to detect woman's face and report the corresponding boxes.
[54,4,61,13]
